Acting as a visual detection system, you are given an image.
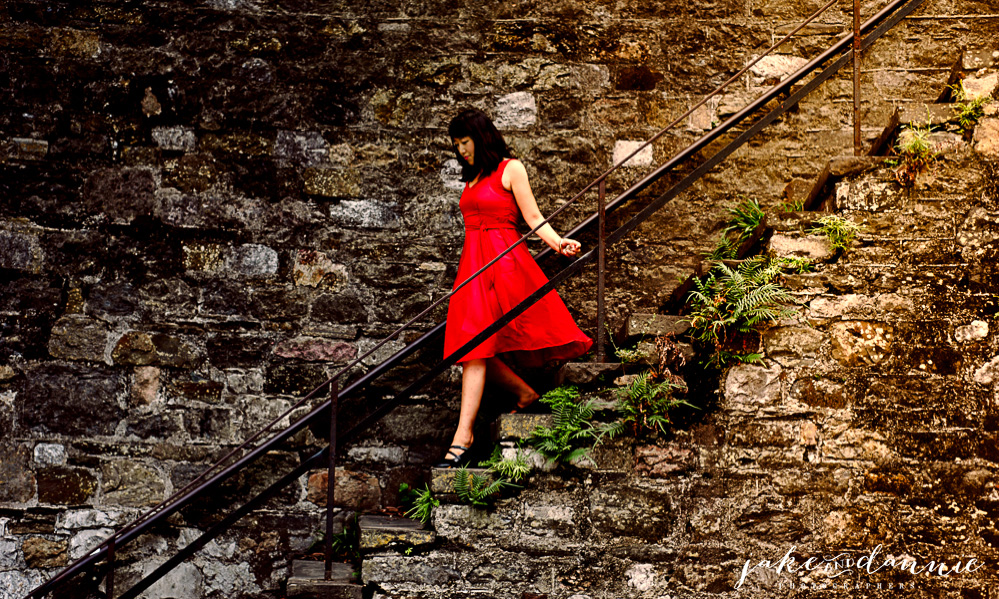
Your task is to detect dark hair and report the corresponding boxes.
[448,108,513,182]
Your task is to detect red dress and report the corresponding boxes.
[444,160,593,366]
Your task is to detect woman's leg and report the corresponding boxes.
[485,357,540,410]
[448,358,487,452]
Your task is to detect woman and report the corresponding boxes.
[438,108,593,468]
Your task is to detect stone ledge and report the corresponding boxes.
[491,413,552,441]
[287,560,361,599]
[358,514,435,550]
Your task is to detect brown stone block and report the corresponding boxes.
[307,469,381,511]
[111,331,202,368]
[101,460,166,507]
[37,467,97,505]
[23,536,69,569]
[47,315,109,362]
[829,321,893,367]
[0,444,35,503]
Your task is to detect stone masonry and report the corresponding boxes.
[1,0,998,597]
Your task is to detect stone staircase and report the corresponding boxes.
[284,48,998,599]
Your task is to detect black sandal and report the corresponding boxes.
[436,444,472,468]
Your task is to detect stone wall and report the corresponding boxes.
[1,0,997,597]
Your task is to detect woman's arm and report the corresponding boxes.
[503,159,581,257]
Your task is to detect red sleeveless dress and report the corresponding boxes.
[444,160,593,366]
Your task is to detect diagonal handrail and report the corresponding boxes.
[27,0,927,596]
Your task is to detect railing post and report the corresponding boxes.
[853,0,863,155]
[595,178,607,363]
[323,381,338,581]
[106,536,115,599]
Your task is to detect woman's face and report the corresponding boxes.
[453,136,475,165]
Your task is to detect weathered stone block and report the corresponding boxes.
[19,363,124,436]
[34,443,67,466]
[635,443,694,477]
[151,126,197,152]
[612,140,653,167]
[346,446,405,465]
[493,91,537,130]
[47,315,109,362]
[974,356,999,385]
[492,413,552,441]
[101,460,165,507]
[961,71,998,102]
[955,320,989,343]
[769,233,835,261]
[304,168,360,197]
[974,117,999,156]
[763,326,824,365]
[749,54,809,84]
[312,291,369,324]
[287,560,361,599]
[0,444,35,503]
[37,466,97,505]
[222,243,279,278]
[723,363,782,413]
[264,363,328,396]
[306,469,381,510]
[617,313,690,344]
[589,481,672,540]
[358,515,435,550]
[11,137,49,160]
[275,130,329,167]
[829,321,893,367]
[362,554,460,586]
[0,228,43,272]
[83,167,158,224]
[329,199,401,229]
[23,536,68,569]
[293,250,344,288]
[112,331,202,368]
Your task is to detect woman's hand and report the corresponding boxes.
[558,238,582,257]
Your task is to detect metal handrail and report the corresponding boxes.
[27,0,926,595]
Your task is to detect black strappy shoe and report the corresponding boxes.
[436,444,472,468]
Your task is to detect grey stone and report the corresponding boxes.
[357,338,406,367]
[224,244,279,278]
[0,228,43,272]
[0,539,19,569]
[764,326,824,365]
[748,54,809,83]
[69,527,114,560]
[151,126,197,152]
[362,555,460,585]
[0,571,48,599]
[617,313,691,344]
[493,91,537,130]
[33,442,67,465]
[275,130,329,167]
[346,446,405,464]
[47,315,109,362]
[141,561,204,599]
[439,158,464,190]
[287,560,361,599]
[358,515,435,550]
[328,199,400,229]
[57,509,118,530]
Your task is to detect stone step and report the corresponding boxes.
[287,560,362,599]
[429,467,495,495]
[358,514,435,551]
[616,313,690,345]
[898,103,957,127]
[556,361,625,386]
[491,412,553,442]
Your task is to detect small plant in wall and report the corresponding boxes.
[887,123,938,187]
[951,81,993,133]
[404,484,439,524]
[452,466,517,508]
[478,445,532,483]
[612,371,695,437]
[706,197,766,260]
[809,215,863,253]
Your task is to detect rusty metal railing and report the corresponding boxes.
[27,0,926,596]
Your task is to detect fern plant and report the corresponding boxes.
[951,81,993,132]
[529,386,608,465]
[616,371,695,436]
[452,466,516,507]
[404,484,439,524]
[705,197,766,260]
[889,123,937,186]
[685,257,799,350]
